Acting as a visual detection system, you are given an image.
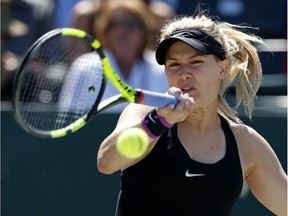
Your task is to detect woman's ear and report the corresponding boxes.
[219,59,229,79]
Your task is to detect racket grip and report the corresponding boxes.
[137,89,178,108]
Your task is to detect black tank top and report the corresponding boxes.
[116,115,243,216]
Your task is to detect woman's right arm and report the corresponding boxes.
[97,103,157,174]
[97,89,193,174]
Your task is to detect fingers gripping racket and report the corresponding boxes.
[12,28,177,138]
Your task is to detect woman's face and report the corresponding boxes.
[106,8,146,60]
[165,41,228,107]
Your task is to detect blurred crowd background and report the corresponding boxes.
[1,1,287,215]
[1,0,287,105]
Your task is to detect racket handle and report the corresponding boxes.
[136,89,178,108]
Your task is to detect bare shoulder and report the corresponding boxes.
[227,120,272,153]
[228,120,264,144]
[226,120,275,177]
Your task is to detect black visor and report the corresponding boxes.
[155,29,226,65]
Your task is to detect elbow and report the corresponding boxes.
[97,158,117,175]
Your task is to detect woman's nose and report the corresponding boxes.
[180,67,192,80]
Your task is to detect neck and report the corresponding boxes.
[179,110,221,134]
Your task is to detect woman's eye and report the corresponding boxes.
[190,60,203,65]
[167,63,179,69]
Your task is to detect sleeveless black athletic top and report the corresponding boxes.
[116,115,243,216]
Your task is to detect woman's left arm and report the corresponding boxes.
[241,126,287,216]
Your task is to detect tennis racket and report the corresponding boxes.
[12,28,178,138]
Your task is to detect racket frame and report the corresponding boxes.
[12,28,176,138]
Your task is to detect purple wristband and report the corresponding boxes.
[156,113,174,128]
[141,109,174,139]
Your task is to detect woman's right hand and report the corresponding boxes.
[155,87,195,124]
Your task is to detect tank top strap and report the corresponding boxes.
[219,115,241,162]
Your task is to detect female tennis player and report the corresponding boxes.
[97,11,287,216]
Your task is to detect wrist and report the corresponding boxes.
[141,109,174,139]
[154,111,174,127]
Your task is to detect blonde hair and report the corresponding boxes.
[159,14,264,123]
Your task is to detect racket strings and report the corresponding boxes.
[19,45,62,130]
[16,35,104,132]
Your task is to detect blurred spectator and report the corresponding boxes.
[1,0,55,102]
[92,0,169,112]
[5,0,55,56]
[1,0,28,101]
[148,1,176,50]
[70,0,102,36]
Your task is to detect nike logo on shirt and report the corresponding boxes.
[185,169,206,177]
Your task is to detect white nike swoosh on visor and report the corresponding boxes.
[185,169,206,177]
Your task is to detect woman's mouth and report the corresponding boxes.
[181,86,195,93]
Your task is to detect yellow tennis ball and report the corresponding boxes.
[116,128,149,159]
